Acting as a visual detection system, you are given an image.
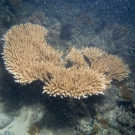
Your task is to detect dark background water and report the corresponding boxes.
[0,0,135,135]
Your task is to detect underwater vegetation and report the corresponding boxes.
[98,117,109,128]
[29,11,45,25]
[64,99,90,125]
[0,4,17,29]
[7,0,22,6]
[111,25,128,40]
[74,13,95,27]
[117,82,132,101]
[60,24,75,40]
[91,124,100,135]
[27,122,41,135]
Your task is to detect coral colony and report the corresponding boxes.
[2,23,130,99]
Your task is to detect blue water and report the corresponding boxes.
[0,0,135,135]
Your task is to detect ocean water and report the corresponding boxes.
[0,0,135,135]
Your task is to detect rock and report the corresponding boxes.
[0,113,14,129]
[76,118,93,135]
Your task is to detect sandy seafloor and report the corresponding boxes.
[0,0,135,135]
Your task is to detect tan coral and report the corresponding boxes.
[66,47,87,68]
[2,23,61,84]
[43,67,110,99]
[2,23,130,99]
[83,47,110,75]
[103,54,130,81]
[82,47,130,81]
[82,47,108,63]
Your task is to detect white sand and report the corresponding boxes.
[0,104,44,135]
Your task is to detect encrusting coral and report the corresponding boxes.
[2,23,130,99]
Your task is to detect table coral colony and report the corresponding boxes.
[2,23,130,99]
